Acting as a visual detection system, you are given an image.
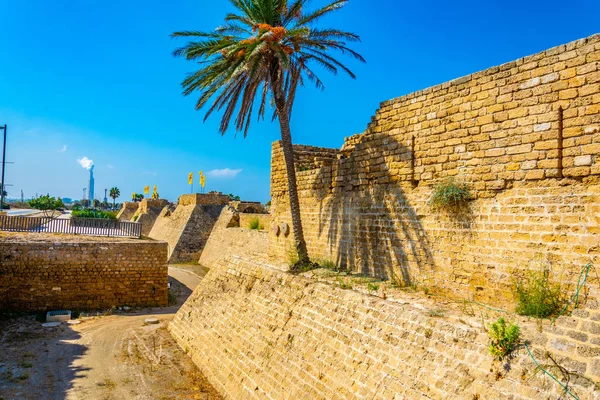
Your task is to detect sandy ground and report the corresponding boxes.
[0,267,221,400]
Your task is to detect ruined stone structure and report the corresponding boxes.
[170,256,600,399]
[149,193,230,263]
[132,198,169,236]
[171,34,600,399]
[116,201,139,221]
[198,206,270,268]
[0,234,168,311]
[270,34,600,307]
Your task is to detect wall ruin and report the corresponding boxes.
[270,34,600,307]
[198,206,270,268]
[170,256,600,399]
[149,193,230,263]
[0,233,168,311]
[116,201,139,221]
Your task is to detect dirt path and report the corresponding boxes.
[0,270,220,400]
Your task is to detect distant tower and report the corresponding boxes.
[88,166,95,203]
[104,188,108,203]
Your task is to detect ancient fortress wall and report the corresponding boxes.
[0,235,168,311]
[132,198,169,236]
[170,256,600,399]
[149,193,230,263]
[270,34,600,306]
[116,201,139,221]
[198,206,270,268]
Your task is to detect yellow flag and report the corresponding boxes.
[188,172,193,185]
[131,192,136,200]
[199,171,205,187]
[143,185,150,195]
[152,185,158,199]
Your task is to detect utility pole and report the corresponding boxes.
[0,124,7,210]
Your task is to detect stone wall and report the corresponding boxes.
[238,213,271,230]
[116,201,139,221]
[149,193,230,263]
[0,233,168,311]
[270,34,600,307]
[198,207,270,268]
[170,256,600,399]
[132,198,169,236]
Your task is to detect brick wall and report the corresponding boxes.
[0,233,168,311]
[270,34,600,306]
[170,256,600,399]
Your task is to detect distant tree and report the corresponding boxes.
[228,193,241,202]
[109,187,120,209]
[81,199,90,208]
[92,199,100,208]
[28,195,65,218]
[131,193,144,203]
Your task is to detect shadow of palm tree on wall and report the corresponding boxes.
[311,133,435,285]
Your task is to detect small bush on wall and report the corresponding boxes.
[514,269,564,318]
[488,318,520,361]
[429,178,472,212]
[248,217,264,230]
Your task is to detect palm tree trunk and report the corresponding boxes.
[273,91,309,266]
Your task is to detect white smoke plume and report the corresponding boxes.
[77,156,94,170]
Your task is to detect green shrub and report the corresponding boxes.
[514,269,564,318]
[133,215,139,222]
[429,178,471,211]
[488,318,520,360]
[168,289,178,305]
[248,217,263,230]
[319,259,337,270]
[72,209,117,219]
[367,282,380,292]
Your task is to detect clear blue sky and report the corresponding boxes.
[1,0,598,203]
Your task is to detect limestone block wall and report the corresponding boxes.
[238,213,271,230]
[198,207,269,268]
[117,202,139,221]
[0,235,168,311]
[132,198,169,236]
[149,193,230,263]
[170,256,600,399]
[270,34,600,307]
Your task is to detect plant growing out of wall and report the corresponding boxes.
[488,318,520,361]
[514,269,564,318]
[248,217,263,230]
[429,178,472,212]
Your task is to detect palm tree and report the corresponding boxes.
[172,0,363,265]
[109,187,120,209]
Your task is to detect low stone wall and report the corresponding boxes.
[199,207,269,267]
[170,256,600,400]
[0,233,168,311]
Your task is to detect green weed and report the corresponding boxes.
[429,177,471,211]
[248,217,263,230]
[488,318,520,361]
[514,269,564,318]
